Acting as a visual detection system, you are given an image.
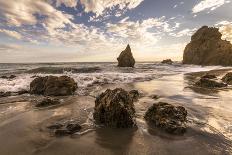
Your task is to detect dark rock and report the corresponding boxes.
[93,88,136,128]
[222,72,232,85]
[151,95,160,100]
[202,74,217,79]
[117,44,135,67]
[144,102,187,135]
[0,92,11,98]
[17,90,29,95]
[36,97,60,107]
[30,76,77,96]
[0,75,16,79]
[47,123,64,129]
[183,26,232,66]
[129,90,140,102]
[66,123,82,134]
[55,129,71,136]
[195,78,227,88]
[161,59,173,65]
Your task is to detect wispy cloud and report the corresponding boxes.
[0,29,22,39]
[192,0,230,13]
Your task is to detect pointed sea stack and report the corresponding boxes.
[117,44,135,67]
[183,26,232,66]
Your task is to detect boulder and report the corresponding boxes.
[117,44,135,67]
[36,97,60,107]
[161,59,173,65]
[144,102,187,135]
[30,76,77,96]
[93,88,136,128]
[222,72,232,85]
[183,26,232,66]
[195,78,227,88]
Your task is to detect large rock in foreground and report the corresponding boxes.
[145,102,187,135]
[183,26,232,66]
[117,44,135,67]
[93,88,136,128]
[30,76,77,96]
[195,78,227,88]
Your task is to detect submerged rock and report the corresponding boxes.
[0,75,16,79]
[195,78,227,88]
[183,26,232,66]
[117,44,135,67]
[222,72,232,85]
[30,76,77,96]
[93,88,136,128]
[47,121,82,136]
[144,102,187,135]
[0,92,11,98]
[161,59,173,65]
[36,97,60,107]
[201,74,217,79]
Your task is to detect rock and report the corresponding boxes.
[201,74,217,79]
[30,76,77,96]
[161,59,173,65]
[36,97,60,107]
[183,26,232,66]
[17,90,29,95]
[222,72,232,85]
[195,78,227,88]
[144,102,187,135]
[129,90,140,102]
[93,88,136,128]
[48,121,82,136]
[151,95,160,100]
[0,75,16,79]
[117,44,135,67]
[0,92,11,98]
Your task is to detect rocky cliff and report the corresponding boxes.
[117,44,135,67]
[183,26,232,66]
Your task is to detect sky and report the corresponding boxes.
[0,0,231,63]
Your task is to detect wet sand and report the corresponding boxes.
[0,69,232,155]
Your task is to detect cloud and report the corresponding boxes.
[0,44,22,51]
[169,28,197,37]
[0,29,22,39]
[0,0,74,33]
[80,0,144,17]
[192,0,231,13]
[55,0,77,8]
[215,21,232,42]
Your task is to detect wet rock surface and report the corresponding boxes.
[183,26,232,66]
[35,97,60,107]
[93,88,136,128]
[0,92,11,98]
[144,102,187,135]
[117,44,135,67]
[161,59,173,65]
[30,76,77,96]
[222,72,232,85]
[47,121,82,136]
[195,78,227,88]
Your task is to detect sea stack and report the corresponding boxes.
[183,26,232,66]
[117,44,135,67]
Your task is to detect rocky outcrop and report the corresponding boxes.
[195,78,227,88]
[222,72,232,85]
[93,88,136,128]
[144,102,187,135]
[36,97,60,107]
[161,59,173,65]
[117,44,135,67]
[30,76,77,96]
[183,26,232,66]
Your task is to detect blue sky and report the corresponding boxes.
[0,0,231,62]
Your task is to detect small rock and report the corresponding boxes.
[47,123,64,129]
[129,90,140,102]
[222,72,232,85]
[66,123,82,134]
[0,92,11,98]
[17,90,29,95]
[36,97,60,107]
[151,95,160,100]
[144,102,187,135]
[55,129,71,136]
[195,78,227,88]
[93,88,136,128]
[0,75,16,79]
[161,59,173,65]
[201,74,217,79]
